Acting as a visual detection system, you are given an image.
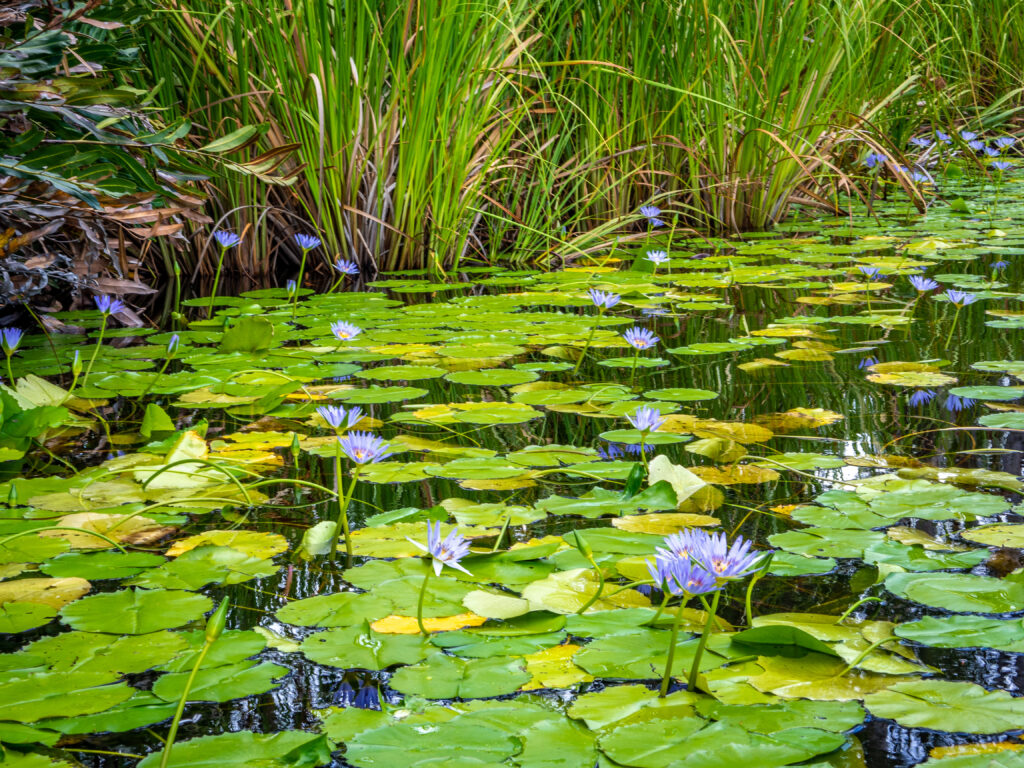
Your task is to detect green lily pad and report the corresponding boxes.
[300,625,431,670]
[389,653,531,699]
[59,588,213,634]
[885,572,1024,613]
[864,680,1024,734]
[136,731,331,768]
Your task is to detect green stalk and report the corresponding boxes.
[159,600,229,768]
[629,347,640,388]
[4,353,13,385]
[687,590,721,692]
[416,569,432,636]
[659,598,689,697]
[331,451,359,567]
[648,591,671,627]
[208,245,228,318]
[139,353,176,399]
[81,315,108,387]
[572,307,605,376]
[292,247,310,317]
[944,305,963,350]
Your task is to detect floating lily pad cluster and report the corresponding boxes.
[1,173,1024,767]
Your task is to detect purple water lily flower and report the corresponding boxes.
[295,233,321,251]
[647,552,719,596]
[337,431,394,464]
[908,389,937,407]
[1,328,23,356]
[286,279,298,295]
[317,404,364,431]
[909,137,933,148]
[335,259,360,276]
[639,205,665,228]
[166,334,180,355]
[331,321,363,341]
[944,289,978,307]
[646,250,669,266]
[935,130,952,143]
[968,140,986,151]
[991,160,1013,172]
[623,326,659,350]
[992,261,1010,271]
[994,137,1016,149]
[983,146,1000,157]
[696,532,765,580]
[409,521,472,576]
[213,230,242,249]
[627,405,666,433]
[658,529,713,562]
[353,684,381,711]
[857,266,881,279]
[944,394,976,413]
[909,275,939,292]
[857,357,878,370]
[597,443,654,460]
[94,295,126,315]
[864,153,888,168]
[960,130,978,141]
[588,289,621,309]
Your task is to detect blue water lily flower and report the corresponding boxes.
[909,137,933,148]
[1,328,23,356]
[295,233,321,251]
[944,289,978,307]
[658,529,712,562]
[409,521,472,576]
[696,532,765,580]
[992,261,1010,271]
[646,250,669,266]
[968,140,985,151]
[627,405,666,433]
[991,160,1013,171]
[213,230,242,249]
[588,289,621,309]
[331,321,363,341]
[286,279,298,295]
[317,405,364,431]
[857,357,878,370]
[994,137,1016,149]
[960,130,978,141]
[622,326,659,350]
[647,552,718,596]
[94,295,126,315]
[909,275,939,292]
[338,431,393,464]
[944,394,976,413]
[639,205,665,227]
[863,153,888,168]
[857,266,881,279]
[166,334,180,355]
[935,130,952,143]
[335,259,360,276]
[908,389,937,407]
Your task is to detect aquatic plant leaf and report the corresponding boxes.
[978,413,1024,430]
[643,388,718,401]
[691,464,780,485]
[0,602,57,633]
[40,551,165,580]
[218,316,275,353]
[156,630,267,673]
[864,681,1024,734]
[358,365,447,381]
[389,653,530,699]
[300,625,432,669]
[521,568,651,615]
[135,730,331,768]
[128,545,278,589]
[949,386,1024,401]
[767,552,836,577]
[694,699,865,733]
[41,512,167,549]
[647,455,707,504]
[166,530,288,559]
[371,613,487,634]
[896,615,1024,652]
[444,369,537,386]
[612,513,719,534]
[770,528,885,559]
[22,630,188,677]
[461,590,532,619]
[0,576,90,609]
[754,453,844,470]
[0,534,69,564]
[152,660,287,702]
[917,750,1024,767]
[599,429,690,445]
[276,592,390,628]
[885,572,1024,613]
[37,692,176,736]
[520,643,593,690]
[345,717,519,767]
[0,670,134,721]
[59,588,212,634]
[748,653,911,701]
[431,628,564,658]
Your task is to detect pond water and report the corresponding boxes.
[2,173,1024,768]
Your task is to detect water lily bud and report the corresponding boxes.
[568,530,593,560]
[205,599,230,643]
[71,350,82,378]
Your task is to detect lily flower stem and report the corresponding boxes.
[331,452,359,567]
[4,354,12,385]
[572,308,605,376]
[140,354,175,399]
[416,570,432,636]
[648,591,671,627]
[629,347,640,388]
[944,305,963,349]
[208,245,228,318]
[575,555,605,615]
[81,315,108,387]
[158,635,214,768]
[687,590,721,692]
[327,275,345,294]
[659,595,690,697]
[639,435,649,473]
[292,248,310,318]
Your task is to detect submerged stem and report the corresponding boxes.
[416,569,432,636]
[687,590,721,692]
